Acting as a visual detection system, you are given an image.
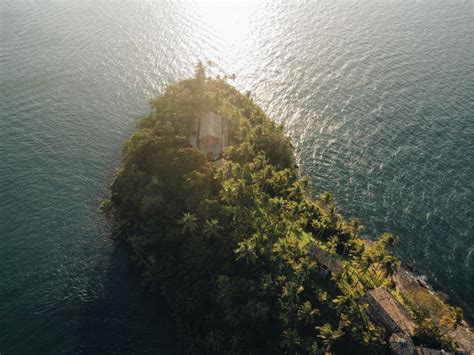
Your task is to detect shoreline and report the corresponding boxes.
[395,260,473,324]
[357,231,473,323]
[394,266,474,352]
[104,71,473,353]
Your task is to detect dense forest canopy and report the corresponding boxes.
[102,64,467,354]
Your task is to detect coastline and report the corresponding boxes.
[396,260,473,324]
[392,265,474,351]
[103,70,473,353]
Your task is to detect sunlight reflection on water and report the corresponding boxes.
[1,0,473,351]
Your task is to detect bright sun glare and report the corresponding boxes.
[194,1,257,44]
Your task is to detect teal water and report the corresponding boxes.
[1,1,473,352]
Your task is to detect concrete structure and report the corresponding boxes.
[362,288,418,338]
[389,333,415,355]
[414,349,455,355]
[388,333,459,355]
[189,112,228,161]
[306,244,344,276]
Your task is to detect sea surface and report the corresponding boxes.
[1,1,473,353]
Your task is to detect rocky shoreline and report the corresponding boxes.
[393,266,474,352]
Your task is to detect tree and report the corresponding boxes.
[316,324,342,351]
[102,69,458,354]
[382,256,399,281]
[178,212,198,235]
[235,239,257,264]
[280,328,301,354]
[205,329,224,352]
[347,218,363,238]
[203,218,224,239]
[195,61,206,83]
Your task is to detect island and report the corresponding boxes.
[101,63,473,354]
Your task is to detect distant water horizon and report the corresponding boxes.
[1,1,473,352]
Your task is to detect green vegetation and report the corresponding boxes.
[102,64,467,354]
[403,285,464,349]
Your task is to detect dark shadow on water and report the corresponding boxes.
[78,241,177,354]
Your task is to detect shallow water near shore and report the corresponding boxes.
[1,1,473,352]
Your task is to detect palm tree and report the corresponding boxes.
[214,165,226,183]
[319,192,332,207]
[347,218,364,238]
[195,61,205,80]
[203,218,224,239]
[235,239,257,264]
[206,60,213,77]
[371,255,394,286]
[384,256,399,280]
[280,328,301,354]
[262,164,272,193]
[178,212,198,235]
[358,254,377,289]
[316,324,342,352]
[205,329,224,352]
[297,301,319,325]
[221,180,239,205]
[307,341,323,355]
[368,249,400,287]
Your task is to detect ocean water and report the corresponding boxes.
[1,1,473,352]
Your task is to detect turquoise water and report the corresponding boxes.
[1,1,473,352]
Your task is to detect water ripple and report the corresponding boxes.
[1,0,473,351]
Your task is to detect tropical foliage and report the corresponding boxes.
[101,64,460,354]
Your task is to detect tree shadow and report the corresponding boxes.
[78,240,177,354]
